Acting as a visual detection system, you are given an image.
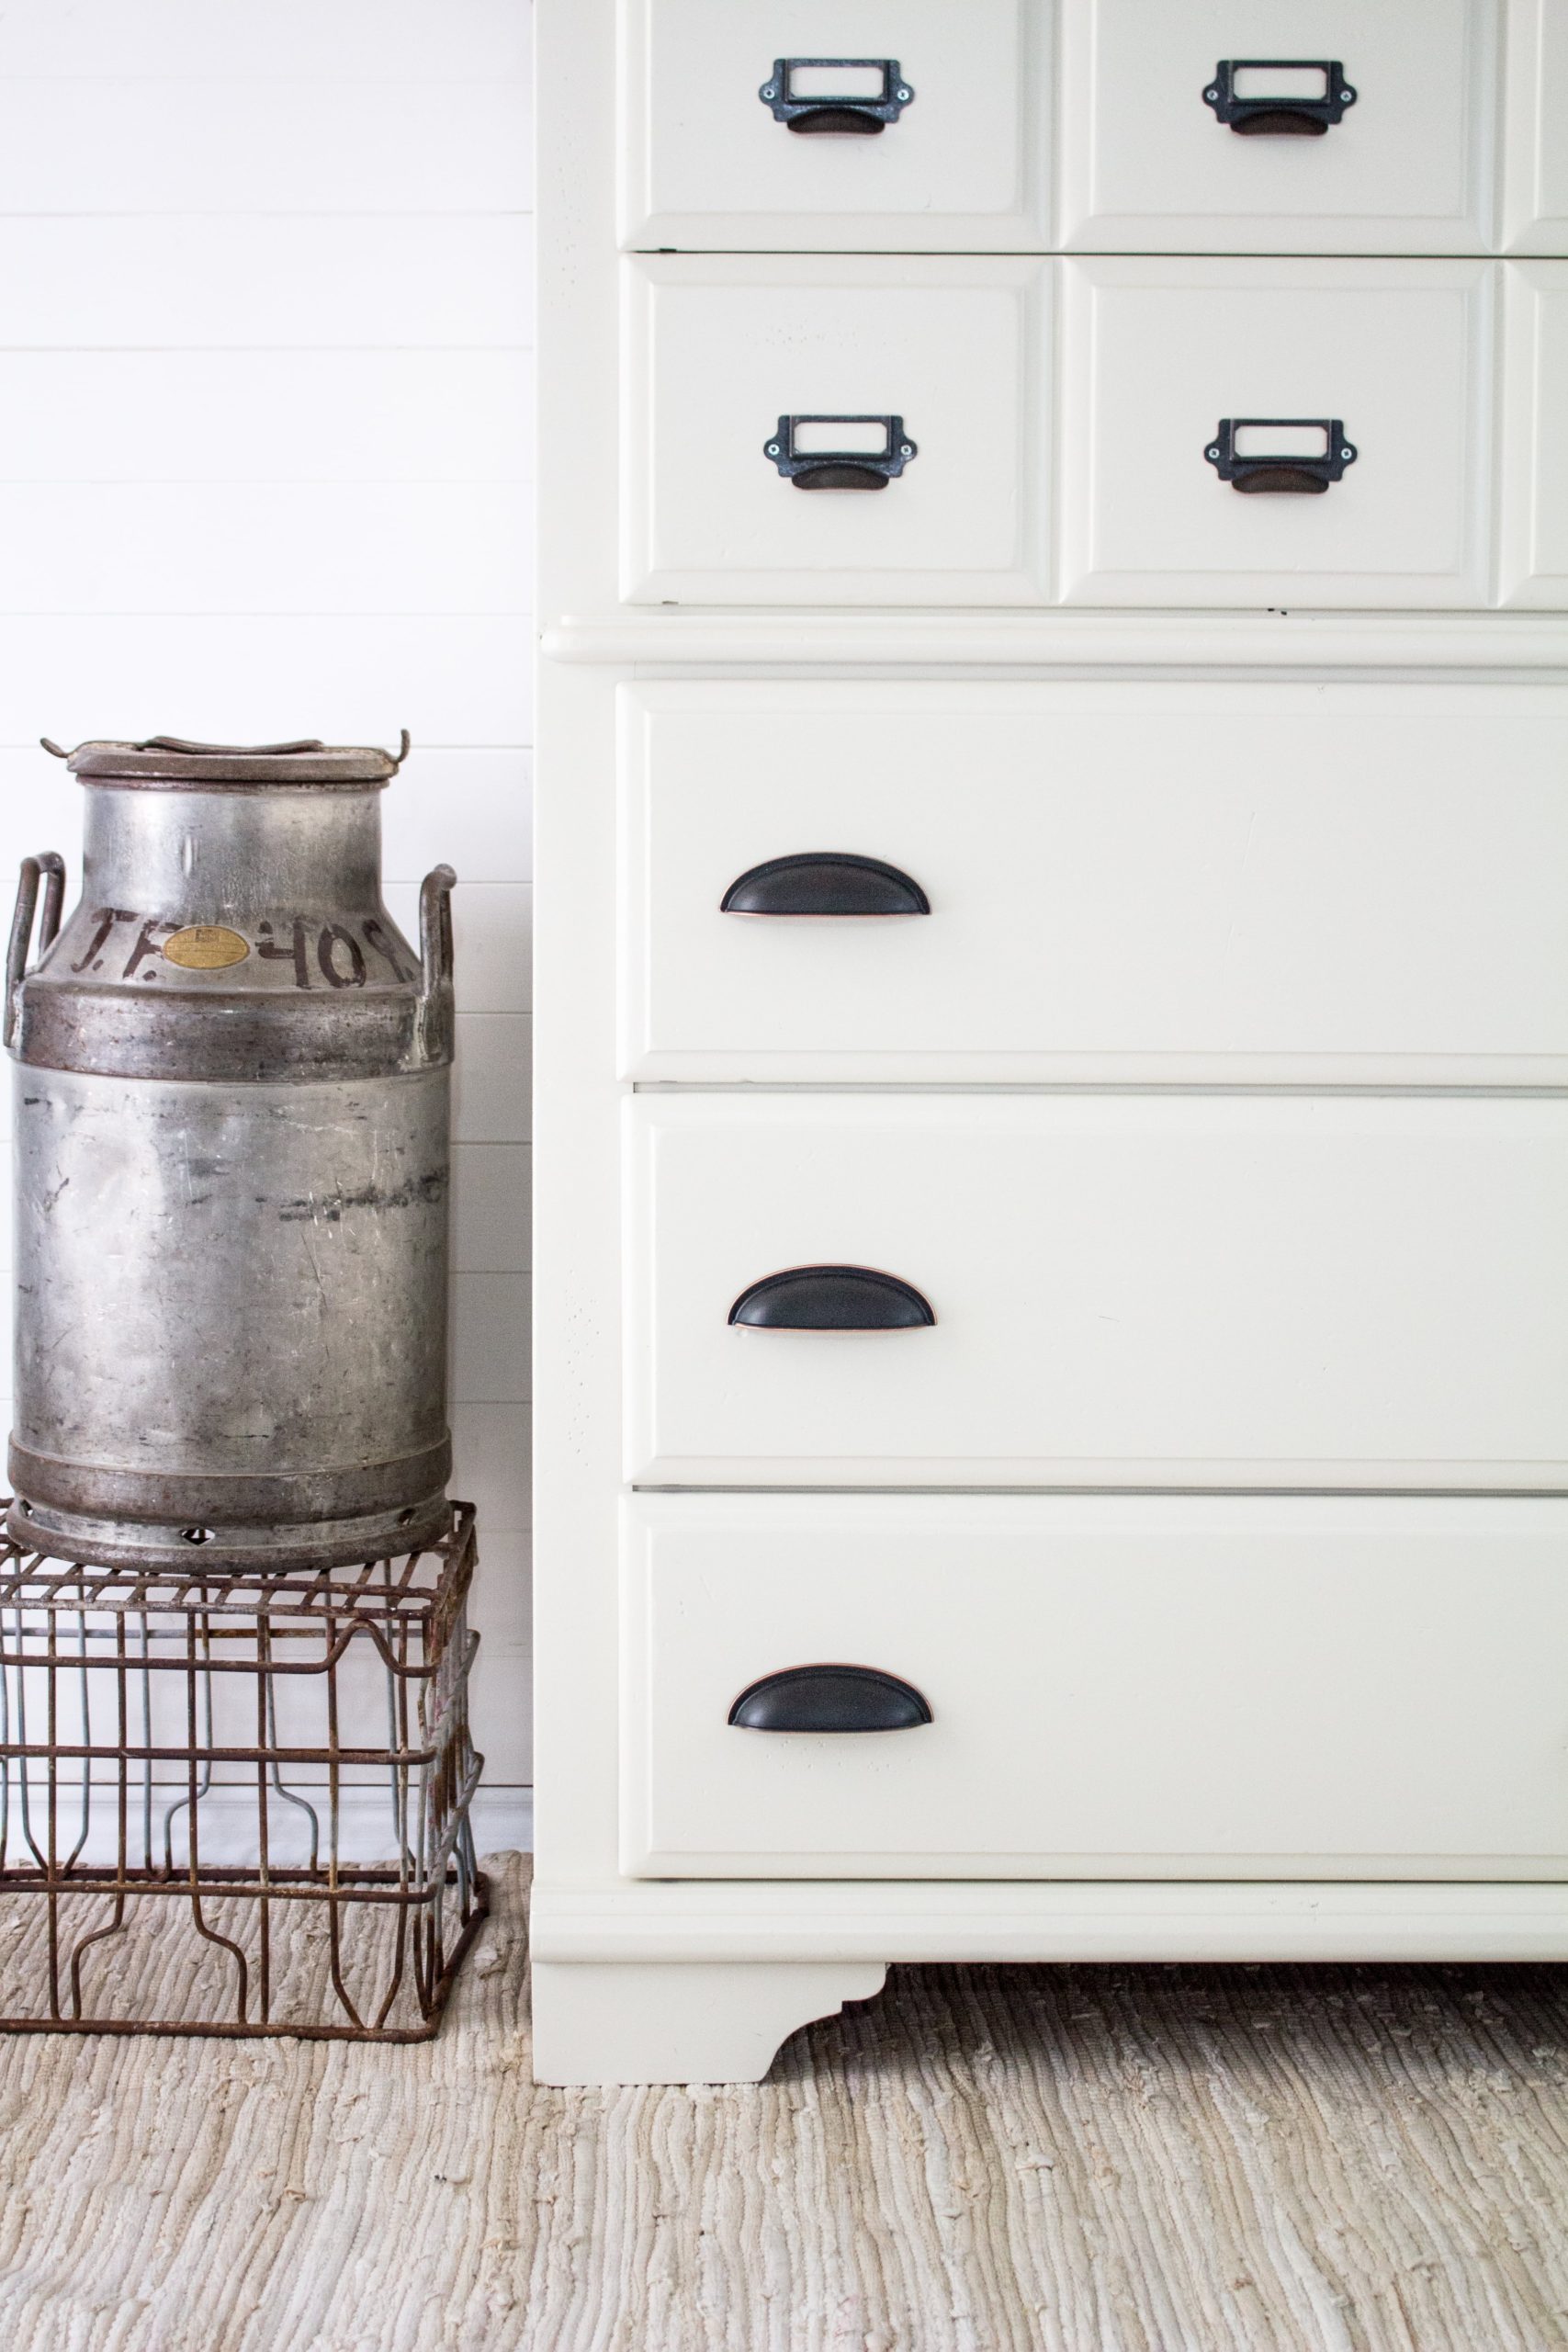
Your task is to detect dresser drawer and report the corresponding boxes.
[1058,0,1495,255]
[617,3,1507,258]
[624,256,1507,611]
[621,254,1052,606]
[625,1094,1568,1489]
[618,0,1049,252]
[1504,0,1568,253]
[1059,259,1493,608]
[621,679,1568,1085]
[622,1494,1568,1879]
[1502,264,1568,605]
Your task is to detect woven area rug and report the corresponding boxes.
[1,1853,1566,2350]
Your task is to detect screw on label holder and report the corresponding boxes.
[759,59,914,134]
[1204,419,1358,494]
[1202,60,1357,136]
[763,415,918,491]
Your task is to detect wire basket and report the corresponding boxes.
[0,1501,486,2040]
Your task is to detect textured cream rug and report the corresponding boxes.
[1,1853,1565,2351]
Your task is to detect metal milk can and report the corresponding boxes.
[5,734,457,1570]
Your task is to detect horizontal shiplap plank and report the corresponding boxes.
[451,1271,530,1403]
[0,4,530,80]
[0,351,532,482]
[0,80,531,214]
[0,616,531,747]
[0,217,532,346]
[0,1024,530,1157]
[0,481,530,614]
[0,1152,532,1277]
[453,1144,532,1273]
[0,752,532,880]
[0,1307,534,1430]
[450,1401,532,1532]
[382,751,531,880]
[0,751,78,865]
[0,1154,532,1298]
[2,1022,531,1145]
[384,881,532,1011]
[453,1014,531,1146]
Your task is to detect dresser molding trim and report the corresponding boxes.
[544,611,1568,674]
[532,1875,1568,1969]
[529,1870,1568,2083]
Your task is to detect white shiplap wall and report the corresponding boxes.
[0,3,536,1782]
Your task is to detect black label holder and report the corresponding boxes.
[759,59,915,134]
[763,415,918,492]
[1202,60,1357,136]
[1204,418,1358,495]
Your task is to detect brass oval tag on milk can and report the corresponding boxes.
[162,923,251,970]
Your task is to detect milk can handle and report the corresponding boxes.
[5,853,65,1049]
[417,864,457,1062]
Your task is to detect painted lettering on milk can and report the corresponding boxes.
[5,734,456,1570]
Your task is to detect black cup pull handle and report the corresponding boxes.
[1205,418,1357,495]
[728,1265,935,1331]
[759,58,914,135]
[764,415,917,492]
[729,1664,932,1733]
[1203,60,1356,136]
[721,853,930,919]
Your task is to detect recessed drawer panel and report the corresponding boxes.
[1059,259,1493,609]
[618,0,1050,252]
[621,255,1052,606]
[622,1494,1568,1879]
[1058,0,1496,254]
[620,680,1568,1085]
[625,1095,1568,1489]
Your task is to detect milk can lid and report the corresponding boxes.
[41,732,410,785]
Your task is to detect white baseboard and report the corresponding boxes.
[470,1787,535,1856]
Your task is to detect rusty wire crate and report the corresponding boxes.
[0,1501,486,2040]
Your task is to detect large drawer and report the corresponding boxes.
[623,256,1515,610]
[620,680,1568,1085]
[622,1493,1568,1879]
[624,1094,1568,1489]
[618,1,1534,256]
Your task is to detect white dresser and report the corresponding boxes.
[533,1,1568,2086]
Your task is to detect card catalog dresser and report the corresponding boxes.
[533,2,1568,2085]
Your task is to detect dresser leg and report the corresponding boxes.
[529,1958,888,2086]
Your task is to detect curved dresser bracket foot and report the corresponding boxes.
[529,1959,888,2087]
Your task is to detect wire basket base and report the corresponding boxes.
[0,1502,488,2041]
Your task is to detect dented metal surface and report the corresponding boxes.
[6,736,456,1570]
